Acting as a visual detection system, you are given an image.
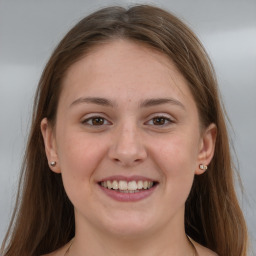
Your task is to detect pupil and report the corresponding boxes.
[153,117,165,125]
[92,118,104,125]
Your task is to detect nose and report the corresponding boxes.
[108,123,147,167]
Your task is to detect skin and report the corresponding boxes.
[41,39,217,256]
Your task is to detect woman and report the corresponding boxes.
[1,5,248,256]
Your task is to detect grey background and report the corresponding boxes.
[0,0,255,254]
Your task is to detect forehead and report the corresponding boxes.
[60,39,196,109]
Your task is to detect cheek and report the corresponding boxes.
[56,131,107,193]
[151,134,198,202]
[155,135,198,174]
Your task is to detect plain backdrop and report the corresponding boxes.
[0,0,255,254]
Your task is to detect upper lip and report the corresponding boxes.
[98,175,158,183]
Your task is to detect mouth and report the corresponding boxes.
[99,180,157,193]
[97,177,159,201]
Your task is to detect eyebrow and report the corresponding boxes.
[69,97,185,110]
[70,97,116,108]
[139,98,185,110]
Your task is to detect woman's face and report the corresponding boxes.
[42,39,215,238]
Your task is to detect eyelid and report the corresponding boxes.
[144,113,175,126]
[81,114,112,126]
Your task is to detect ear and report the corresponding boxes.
[195,123,217,175]
[41,118,61,173]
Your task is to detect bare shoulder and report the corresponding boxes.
[192,238,218,256]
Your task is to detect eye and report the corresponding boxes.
[146,115,173,126]
[82,116,111,126]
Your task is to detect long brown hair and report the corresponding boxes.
[1,5,248,256]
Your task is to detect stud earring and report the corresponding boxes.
[50,161,57,167]
[199,164,207,170]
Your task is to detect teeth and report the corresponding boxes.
[112,180,119,190]
[143,181,148,189]
[119,180,128,190]
[107,180,112,189]
[128,181,137,190]
[100,180,154,191]
[137,180,143,189]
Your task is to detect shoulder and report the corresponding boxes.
[192,238,218,256]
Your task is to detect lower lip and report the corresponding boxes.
[98,184,158,202]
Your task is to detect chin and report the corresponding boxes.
[99,213,157,238]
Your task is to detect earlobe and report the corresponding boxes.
[40,118,61,173]
[195,123,217,175]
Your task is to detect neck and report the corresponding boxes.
[69,213,195,256]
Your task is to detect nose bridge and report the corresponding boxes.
[108,119,147,166]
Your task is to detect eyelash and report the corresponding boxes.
[146,116,173,126]
[81,115,174,128]
[82,116,111,126]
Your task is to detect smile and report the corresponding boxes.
[98,177,158,202]
[100,180,154,193]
